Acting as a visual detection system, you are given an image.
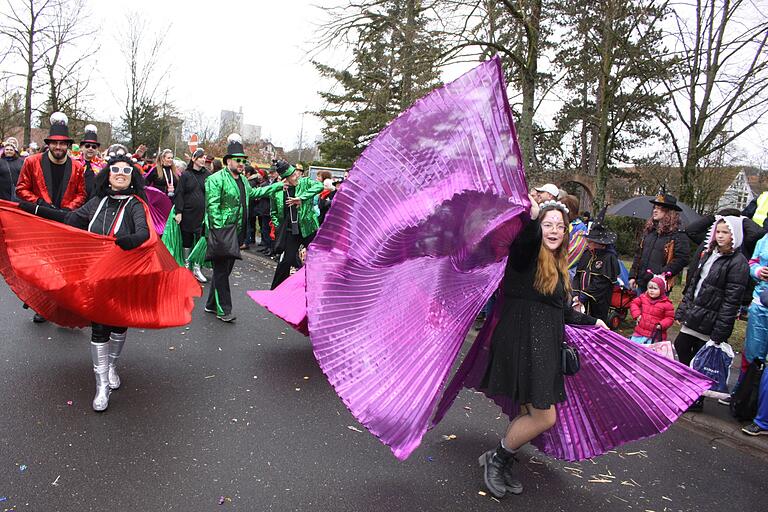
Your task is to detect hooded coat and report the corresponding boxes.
[675,216,750,343]
[630,292,675,339]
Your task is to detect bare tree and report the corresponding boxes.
[0,0,59,145]
[117,12,176,151]
[437,0,546,175]
[183,110,219,147]
[660,0,768,203]
[41,0,97,128]
[0,77,24,141]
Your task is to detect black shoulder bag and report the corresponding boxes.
[205,180,241,260]
[562,342,580,376]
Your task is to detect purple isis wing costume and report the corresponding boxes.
[144,186,173,235]
[249,57,712,461]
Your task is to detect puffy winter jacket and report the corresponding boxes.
[750,233,768,303]
[630,227,689,290]
[675,249,750,343]
[630,293,675,339]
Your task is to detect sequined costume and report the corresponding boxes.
[249,57,712,461]
[481,219,596,408]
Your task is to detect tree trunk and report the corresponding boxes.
[399,0,417,111]
[24,22,35,146]
[518,0,541,177]
[593,0,615,210]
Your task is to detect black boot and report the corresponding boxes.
[478,444,517,498]
[687,397,704,412]
[503,454,523,495]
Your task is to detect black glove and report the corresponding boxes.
[115,235,141,250]
[18,201,36,214]
[18,200,68,222]
[35,198,55,208]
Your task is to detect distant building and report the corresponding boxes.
[220,108,244,138]
[242,123,261,143]
[716,169,754,211]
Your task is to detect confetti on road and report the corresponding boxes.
[477,491,487,496]
[441,434,457,441]
[51,475,60,486]
[204,375,216,379]
[303,376,309,380]
[347,425,363,433]
[66,400,73,406]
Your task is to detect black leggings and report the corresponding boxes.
[674,332,706,366]
[91,323,127,344]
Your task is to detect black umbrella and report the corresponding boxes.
[607,195,702,226]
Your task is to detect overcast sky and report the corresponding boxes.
[4,0,765,163]
[82,0,346,149]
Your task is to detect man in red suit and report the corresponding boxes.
[17,112,86,211]
[16,112,86,322]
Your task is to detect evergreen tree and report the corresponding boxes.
[315,0,443,168]
[553,0,672,208]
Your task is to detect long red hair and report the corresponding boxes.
[643,208,680,235]
[534,207,571,296]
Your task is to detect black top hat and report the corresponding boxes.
[45,112,73,143]
[223,133,247,165]
[649,193,682,212]
[80,124,100,147]
[585,224,617,245]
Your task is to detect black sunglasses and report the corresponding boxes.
[83,143,99,149]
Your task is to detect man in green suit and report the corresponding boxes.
[252,159,323,289]
[204,134,258,322]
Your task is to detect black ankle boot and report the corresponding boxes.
[478,444,516,498]
[503,454,523,495]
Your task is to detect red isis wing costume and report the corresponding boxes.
[0,199,201,328]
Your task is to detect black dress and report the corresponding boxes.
[482,220,596,409]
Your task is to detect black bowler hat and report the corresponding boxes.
[649,193,682,212]
[585,224,617,245]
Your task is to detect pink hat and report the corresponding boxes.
[648,274,667,296]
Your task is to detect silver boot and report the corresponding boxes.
[192,264,207,283]
[108,332,127,390]
[90,342,111,412]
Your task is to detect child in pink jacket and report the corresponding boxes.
[629,274,676,344]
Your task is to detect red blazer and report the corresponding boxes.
[630,293,675,339]
[16,153,86,210]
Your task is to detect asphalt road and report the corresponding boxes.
[0,253,764,511]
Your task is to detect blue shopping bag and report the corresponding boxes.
[690,341,734,398]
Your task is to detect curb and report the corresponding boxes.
[677,405,768,461]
